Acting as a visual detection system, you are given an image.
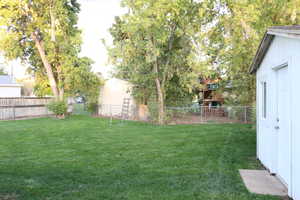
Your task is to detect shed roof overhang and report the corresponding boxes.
[249,25,300,74]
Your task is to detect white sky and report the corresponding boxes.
[1,0,126,79]
[78,0,126,78]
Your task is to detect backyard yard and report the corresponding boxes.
[0,116,279,200]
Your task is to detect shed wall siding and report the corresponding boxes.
[290,40,300,200]
[256,36,300,199]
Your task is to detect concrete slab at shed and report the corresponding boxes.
[239,170,288,196]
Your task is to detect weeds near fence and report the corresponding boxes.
[97,104,255,125]
[1,99,256,125]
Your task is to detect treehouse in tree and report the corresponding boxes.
[198,78,224,107]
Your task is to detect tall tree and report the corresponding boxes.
[0,0,101,101]
[109,0,202,124]
[0,68,6,75]
[0,65,6,75]
[198,0,300,105]
[0,61,7,75]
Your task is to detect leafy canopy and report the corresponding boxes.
[109,0,202,103]
[0,0,102,101]
[198,0,300,105]
[109,0,204,123]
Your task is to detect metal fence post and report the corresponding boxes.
[97,104,99,116]
[46,104,49,117]
[204,106,206,122]
[200,106,202,122]
[110,105,113,126]
[244,107,247,123]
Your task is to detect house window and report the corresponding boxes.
[207,83,219,90]
[262,82,267,119]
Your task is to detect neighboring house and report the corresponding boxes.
[0,75,22,97]
[250,25,300,200]
[17,77,35,96]
[99,78,149,120]
[198,78,224,107]
[99,78,135,106]
[98,78,135,118]
[196,78,226,117]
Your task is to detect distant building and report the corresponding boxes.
[16,77,35,96]
[99,78,135,107]
[98,78,149,121]
[0,75,22,97]
[198,78,224,107]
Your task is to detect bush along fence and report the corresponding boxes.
[0,97,53,120]
[0,99,255,124]
[96,104,256,124]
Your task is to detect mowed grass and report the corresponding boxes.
[0,116,279,200]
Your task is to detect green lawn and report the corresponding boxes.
[0,116,279,200]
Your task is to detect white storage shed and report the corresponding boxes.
[250,25,300,200]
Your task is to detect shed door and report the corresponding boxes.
[276,66,290,186]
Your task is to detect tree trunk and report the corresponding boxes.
[31,33,59,99]
[56,64,64,101]
[153,61,165,125]
[59,87,64,101]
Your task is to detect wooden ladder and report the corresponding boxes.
[121,98,130,120]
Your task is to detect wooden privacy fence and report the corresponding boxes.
[0,97,53,120]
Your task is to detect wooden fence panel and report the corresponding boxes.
[0,97,53,120]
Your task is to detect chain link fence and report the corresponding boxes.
[165,106,255,124]
[98,104,138,119]
[0,99,255,125]
[96,104,255,124]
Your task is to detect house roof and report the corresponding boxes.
[0,75,22,87]
[249,25,300,74]
[0,75,14,84]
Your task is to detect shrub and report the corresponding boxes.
[148,99,172,124]
[47,100,68,119]
[147,99,159,123]
[86,102,98,115]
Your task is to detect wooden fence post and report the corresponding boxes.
[12,105,16,120]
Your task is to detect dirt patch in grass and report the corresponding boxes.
[0,194,18,200]
[169,114,243,124]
